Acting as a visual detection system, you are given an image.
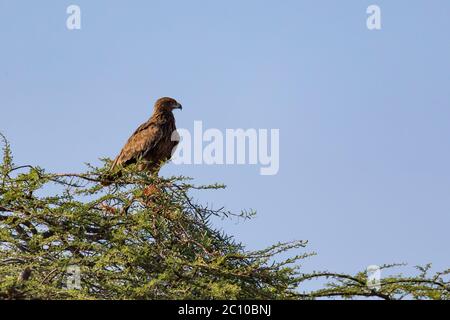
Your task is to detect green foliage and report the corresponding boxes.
[0,135,449,300]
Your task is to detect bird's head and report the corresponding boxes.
[154,97,182,113]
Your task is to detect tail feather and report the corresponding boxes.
[101,156,123,186]
[101,170,122,186]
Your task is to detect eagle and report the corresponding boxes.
[102,97,182,186]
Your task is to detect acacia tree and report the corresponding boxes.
[0,135,449,300]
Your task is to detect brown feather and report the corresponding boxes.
[102,97,181,186]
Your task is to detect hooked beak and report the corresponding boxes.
[176,103,183,110]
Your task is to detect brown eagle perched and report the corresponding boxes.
[102,97,182,186]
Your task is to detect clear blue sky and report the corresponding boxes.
[1,0,449,283]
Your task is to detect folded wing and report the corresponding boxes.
[110,121,163,171]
